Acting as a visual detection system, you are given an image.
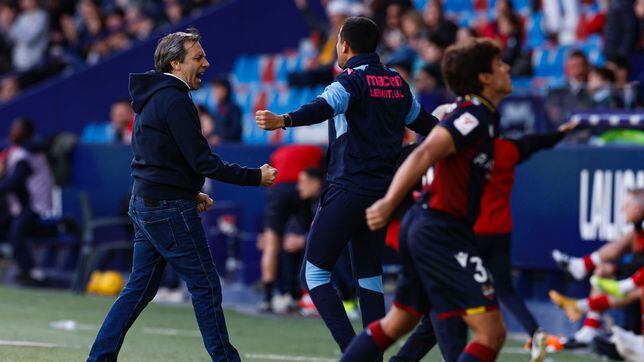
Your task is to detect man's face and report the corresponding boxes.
[336,30,349,68]
[488,56,513,96]
[566,56,588,83]
[623,193,644,223]
[8,120,25,144]
[110,102,133,129]
[175,41,210,90]
[297,172,322,200]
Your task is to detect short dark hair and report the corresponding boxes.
[606,55,630,71]
[568,49,589,64]
[154,27,201,73]
[340,17,380,54]
[441,38,502,96]
[590,66,616,83]
[14,117,35,141]
[302,167,324,182]
[212,77,232,102]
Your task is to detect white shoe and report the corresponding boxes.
[530,330,548,362]
[573,326,598,344]
[272,294,293,314]
[611,326,644,362]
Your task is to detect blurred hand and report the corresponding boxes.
[558,119,580,133]
[255,110,285,131]
[294,0,308,9]
[195,192,213,212]
[283,233,306,253]
[256,232,266,250]
[260,164,278,186]
[365,197,395,231]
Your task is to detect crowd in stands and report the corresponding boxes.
[0,0,224,104]
[282,0,643,127]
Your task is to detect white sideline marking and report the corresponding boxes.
[0,340,79,349]
[245,353,336,362]
[142,327,201,337]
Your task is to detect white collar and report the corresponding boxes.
[163,72,190,90]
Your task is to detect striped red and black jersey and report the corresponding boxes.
[422,95,499,225]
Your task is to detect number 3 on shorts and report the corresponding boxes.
[470,256,488,283]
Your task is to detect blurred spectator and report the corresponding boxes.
[211,78,242,143]
[497,12,523,69]
[543,0,579,44]
[637,0,644,51]
[400,8,424,48]
[125,5,154,40]
[414,63,448,115]
[422,0,457,47]
[587,66,617,108]
[290,0,360,87]
[0,75,19,102]
[197,105,218,145]
[417,33,448,69]
[605,56,639,109]
[0,118,55,286]
[456,27,478,44]
[160,0,186,29]
[8,0,50,72]
[603,0,638,59]
[545,50,592,126]
[81,99,133,144]
[257,145,323,312]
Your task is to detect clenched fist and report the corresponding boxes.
[195,192,214,213]
[365,197,395,230]
[260,164,278,186]
[256,110,285,131]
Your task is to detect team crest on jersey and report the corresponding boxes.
[453,112,479,136]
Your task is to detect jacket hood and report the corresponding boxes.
[129,71,189,113]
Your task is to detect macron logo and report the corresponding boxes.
[455,252,468,268]
[453,113,479,136]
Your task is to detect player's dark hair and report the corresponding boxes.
[302,167,324,182]
[14,117,35,142]
[590,66,616,83]
[340,17,380,54]
[441,38,502,96]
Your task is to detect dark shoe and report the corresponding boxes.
[593,335,624,361]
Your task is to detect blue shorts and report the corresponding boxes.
[393,204,498,320]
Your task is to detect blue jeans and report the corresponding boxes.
[87,196,240,362]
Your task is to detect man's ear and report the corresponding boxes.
[478,72,492,88]
[341,40,350,54]
[170,59,181,72]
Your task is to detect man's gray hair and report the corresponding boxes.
[154,28,201,73]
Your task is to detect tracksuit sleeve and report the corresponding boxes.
[288,75,359,126]
[511,131,566,163]
[166,98,261,186]
[405,97,439,136]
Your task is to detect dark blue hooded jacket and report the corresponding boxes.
[286,53,437,196]
[129,71,261,200]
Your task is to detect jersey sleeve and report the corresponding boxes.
[438,110,488,150]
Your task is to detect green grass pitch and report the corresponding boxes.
[0,285,602,361]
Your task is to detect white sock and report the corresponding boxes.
[576,298,590,313]
[590,252,602,267]
[619,278,636,295]
[569,258,588,280]
[574,326,598,343]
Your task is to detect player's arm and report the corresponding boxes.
[256,75,360,130]
[0,160,32,193]
[366,126,455,230]
[512,120,578,163]
[405,97,439,136]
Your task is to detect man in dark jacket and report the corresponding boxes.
[87,28,277,362]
